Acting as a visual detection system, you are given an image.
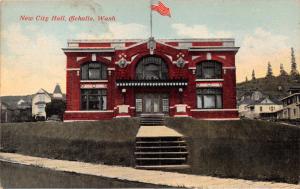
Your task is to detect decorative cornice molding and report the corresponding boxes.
[62,48,115,53]
[188,47,239,52]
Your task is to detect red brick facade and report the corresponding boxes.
[63,38,239,121]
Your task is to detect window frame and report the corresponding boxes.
[136,56,168,80]
[80,89,107,111]
[196,61,222,79]
[196,88,223,109]
[81,62,107,80]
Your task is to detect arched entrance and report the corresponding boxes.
[135,56,169,115]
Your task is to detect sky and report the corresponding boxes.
[1,0,300,95]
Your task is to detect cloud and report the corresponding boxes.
[1,24,65,95]
[236,28,294,82]
[66,0,102,14]
[171,24,299,82]
[76,22,148,39]
[171,23,233,38]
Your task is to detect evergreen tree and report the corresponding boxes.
[280,63,288,76]
[266,62,273,78]
[245,76,248,82]
[290,47,299,76]
[252,69,256,80]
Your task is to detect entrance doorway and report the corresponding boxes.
[135,93,169,115]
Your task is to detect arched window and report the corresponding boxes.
[81,62,107,80]
[136,56,168,80]
[196,61,222,79]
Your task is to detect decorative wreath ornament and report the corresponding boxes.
[175,53,188,68]
[117,53,129,68]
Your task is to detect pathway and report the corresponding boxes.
[0,152,298,189]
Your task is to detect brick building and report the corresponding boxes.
[63,38,239,121]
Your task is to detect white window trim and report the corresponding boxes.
[80,80,108,83]
[196,79,224,82]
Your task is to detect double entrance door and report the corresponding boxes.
[135,93,169,115]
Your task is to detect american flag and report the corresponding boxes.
[151,1,171,17]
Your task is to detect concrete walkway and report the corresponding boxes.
[0,152,299,189]
[137,126,183,137]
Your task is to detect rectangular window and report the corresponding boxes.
[162,98,169,112]
[81,89,107,110]
[216,95,222,109]
[39,94,45,102]
[203,95,215,108]
[38,104,44,113]
[136,99,142,112]
[196,88,222,109]
[197,95,202,108]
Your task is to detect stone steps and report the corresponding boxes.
[135,135,189,169]
[135,164,190,169]
[135,114,189,169]
[140,114,165,126]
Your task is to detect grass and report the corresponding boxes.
[1,118,299,184]
[0,118,140,166]
[165,118,300,184]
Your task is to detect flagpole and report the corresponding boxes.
[150,0,153,38]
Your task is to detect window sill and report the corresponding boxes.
[80,80,108,83]
[190,109,237,112]
[65,110,113,113]
[195,79,224,82]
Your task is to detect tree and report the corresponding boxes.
[245,76,248,82]
[279,63,288,76]
[290,47,299,76]
[45,99,66,121]
[252,69,256,80]
[266,62,273,78]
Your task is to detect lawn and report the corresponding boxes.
[165,118,300,184]
[0,118,140,166]
[1,118,299,183]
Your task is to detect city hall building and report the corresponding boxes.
[63,38,239,121]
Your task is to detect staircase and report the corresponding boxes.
[135,114,189,169]
[135,136,189,169]
[140,114,165,126]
